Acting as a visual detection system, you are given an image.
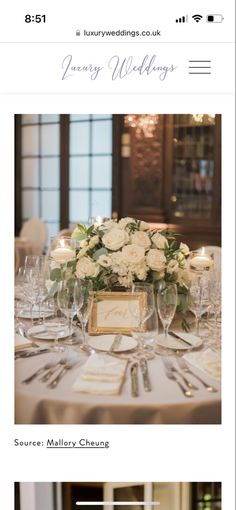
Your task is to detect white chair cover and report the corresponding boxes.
[20,218,48,255]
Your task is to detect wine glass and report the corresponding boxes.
[22,267,40,325]
[57,280,79,345]
[157,283,177,342]
[74,280,94,353]
[188,279,211,337]
[130,282,155,351]
[208,271,221,347]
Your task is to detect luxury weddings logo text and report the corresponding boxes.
[61,54,177,81]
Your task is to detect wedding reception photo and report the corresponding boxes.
[15,481,222,510]
[14,114,221,424]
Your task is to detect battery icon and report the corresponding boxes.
[207,14,224,23]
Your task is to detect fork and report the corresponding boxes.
[177,358,218,392]
[164,357,198,390]
[162,358,193,398]
[39,357,68,382]
[22,359,57,384]
[47,358,80,389]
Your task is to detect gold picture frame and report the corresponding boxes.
[88,291,147,335]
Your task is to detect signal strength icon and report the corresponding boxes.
[175,15,188,23]
[192,14,203,22]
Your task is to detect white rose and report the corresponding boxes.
[118,217,134,229]
[75,257,99,279]
[122,244,145,265]
[180,242,190,256]
[89,235,99,249]
[146,249,166,271]
[140,221,150,231]
[167,259,179,274]
[152,232,168,250]
[131,231,151,250]
[98,254,112,268]
[103,228,129,251]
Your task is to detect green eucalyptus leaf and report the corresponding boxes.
[50,268,62,281]
[92,247,108,261]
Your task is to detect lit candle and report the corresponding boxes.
[190,247,212,271]
[51,241,75,264]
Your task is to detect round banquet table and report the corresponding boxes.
[15,337,221,425]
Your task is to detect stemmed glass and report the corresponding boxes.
[57,280,79,345]
[130,282,155,351]
[74,280,94,353]
[188,279,211,337]
[208,271,221,346]
[43,317,67,352]
[22,267,40,325]
[157,283,177,342]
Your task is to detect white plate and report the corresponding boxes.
[27,324,71,340]
[88,335,138,353]
[16,309,53,320]
[156,332,202,351]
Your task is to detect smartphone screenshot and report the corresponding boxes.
[0,1,235,509]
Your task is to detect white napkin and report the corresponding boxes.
[72,353,127,395]
[183,349,221,381]
[15,333,33,351]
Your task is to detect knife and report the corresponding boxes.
[139,357,152,392]
[130,362,139,397]
[109,334,122,352]
[169,331,193,347]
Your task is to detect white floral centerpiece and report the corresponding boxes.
[70,217,191,297]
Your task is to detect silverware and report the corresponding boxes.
[169,331,193,347]
[163,357,198,390]
[162,358,193,398]
[109,334,122,352]
[15,348,50,359]
[177,358,218,393]
[39,357,68,382]
[130,362,139,397]
[22,359,57,384]
[139,357,152,392]
[47,359,80,389]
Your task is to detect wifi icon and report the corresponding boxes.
[192,14,203,22]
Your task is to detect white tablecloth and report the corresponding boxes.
[15,344,221,424]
